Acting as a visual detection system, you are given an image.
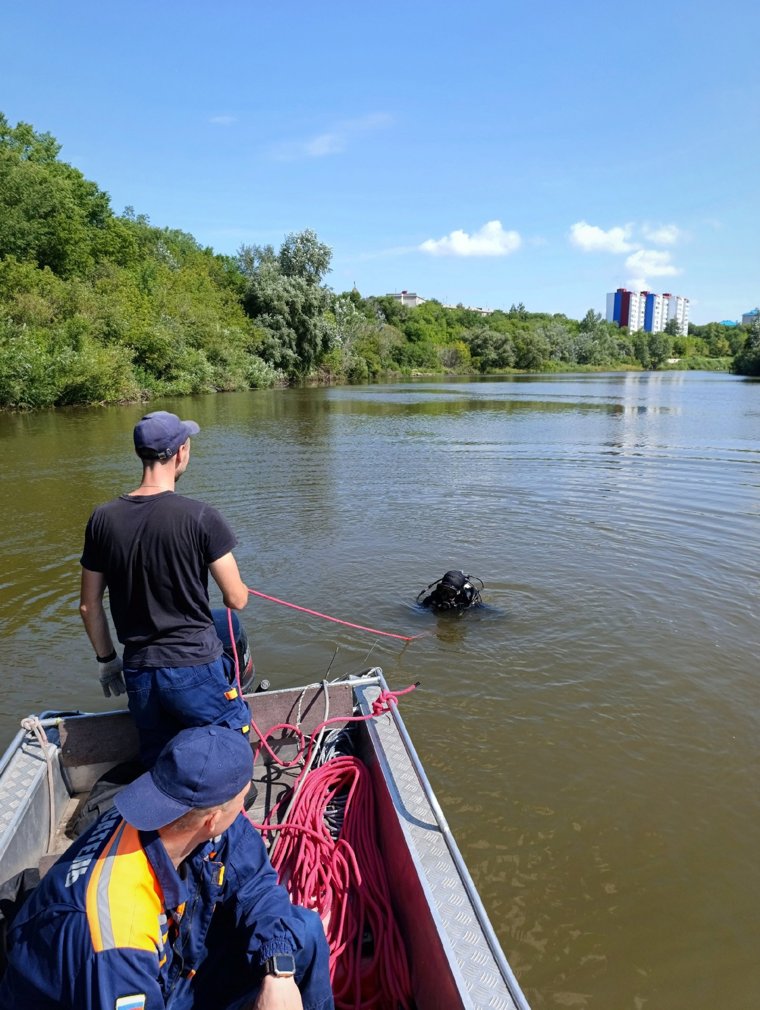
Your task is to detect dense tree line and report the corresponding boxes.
[729,315,760,376]
[317,299,745,381]
[0,114,753,410]
[0,114,278,408]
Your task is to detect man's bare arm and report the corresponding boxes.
[79,568,115,657]
[209,552,249,610]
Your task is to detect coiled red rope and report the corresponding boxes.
[225,605,417,1006]
[248,686,417,1010]
[268,756,413,1010]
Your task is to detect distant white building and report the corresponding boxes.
[387,290,427,308]
[606,288,689,335]
[662,293,690,335]
[443,303,494,316]
[386,291,497,314]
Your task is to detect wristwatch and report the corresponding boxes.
[263,952,296,978]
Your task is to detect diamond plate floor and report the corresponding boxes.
[0,741,46,835]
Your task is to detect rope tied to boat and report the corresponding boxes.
[370,683,419,716]
[20,716,57,853]
[20,715,48,743]
[247,683,419,774]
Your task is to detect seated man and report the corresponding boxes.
[417,569,483,612]
[0,727,333,1010]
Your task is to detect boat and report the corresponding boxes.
[0,668,531,1010]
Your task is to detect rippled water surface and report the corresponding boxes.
[1,372,759,1009]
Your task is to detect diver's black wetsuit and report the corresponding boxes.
[419,570,481,611]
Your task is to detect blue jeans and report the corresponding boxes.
[124,654,251,766]
[166,905,334,1010]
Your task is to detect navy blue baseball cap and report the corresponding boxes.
[115,726,253,830]
[133,410,200,460]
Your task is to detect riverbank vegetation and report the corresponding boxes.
[0,114,754,409]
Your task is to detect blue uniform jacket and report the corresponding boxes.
[0,806,304,1009]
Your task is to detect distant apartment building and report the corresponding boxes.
[387,290,427,308]
[742,308,759,327]
[606,288,689,335]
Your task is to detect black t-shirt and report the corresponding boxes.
[80,492,237,668]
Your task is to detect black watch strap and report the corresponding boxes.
[96,649,117,664]
[263,952,296,978]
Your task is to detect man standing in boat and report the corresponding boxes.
[0,726,334,1010]
[79,410,251,765]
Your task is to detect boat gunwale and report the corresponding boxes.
[355,676,531,1010]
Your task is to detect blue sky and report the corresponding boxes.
[2,0,758,323]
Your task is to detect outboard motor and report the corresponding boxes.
[212,609,256,692]
[417,570,483,612]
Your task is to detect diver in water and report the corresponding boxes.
[417,570,483,612]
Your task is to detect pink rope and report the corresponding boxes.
[248,588,425,642]
[250,689,418,1010]
[267,757,413,1010]
[226,608,242,696]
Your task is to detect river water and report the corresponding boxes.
[1,372,758,1009]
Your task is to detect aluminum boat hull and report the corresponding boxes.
[0,671,530,1010]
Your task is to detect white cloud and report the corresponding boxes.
[305,132,345,156]
[271,112,392,160]
[641,223,682,246]
[627,277,650,292]
[568,218,685,291]
[625,249,680,277]
[420,220,522,257]
[569,220,636,254]
[625,248,682,290]
[209,114,237,126]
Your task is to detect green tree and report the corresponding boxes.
[579,308,603,333]
[463,326,516,371]
[279,229,331,283]
[648,331,673,368]
[321,294,373,380]
[542,320,576,362]
[366,294,408,330]
[631,331,651,369]
[238,230,334,377]
[0,114,111,277]
[732,315,760,376]
[438,339,471,371]
[513,329,550,370]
